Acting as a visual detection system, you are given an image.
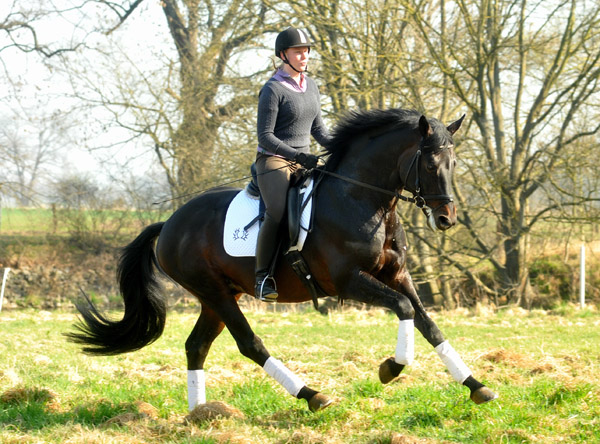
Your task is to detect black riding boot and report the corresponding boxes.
[255,213,280,302]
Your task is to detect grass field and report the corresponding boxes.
[0,207,164,236]
[0,304,598,443]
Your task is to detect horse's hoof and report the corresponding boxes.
[378,357,405,384]
[470,386,498,404]
[308,393,333,412]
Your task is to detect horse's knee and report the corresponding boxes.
[395,298,415,320]
[237,334,269,366]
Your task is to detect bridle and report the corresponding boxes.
[316,138,454,211]
[400,141,454,210]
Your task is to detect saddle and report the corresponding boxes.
[246,163,312,246]
[246,163,327,309]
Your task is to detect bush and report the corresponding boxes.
[529,256,574,304]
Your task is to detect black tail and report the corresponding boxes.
[66,222,167,355]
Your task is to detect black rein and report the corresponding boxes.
[316,145,453,210]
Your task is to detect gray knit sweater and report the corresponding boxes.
[257,75,331,159]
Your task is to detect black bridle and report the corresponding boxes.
[400,146,454,210]
[317,141,454,210]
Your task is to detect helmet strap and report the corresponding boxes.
[281,52,308,74]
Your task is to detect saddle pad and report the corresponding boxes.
[223,179,314,257]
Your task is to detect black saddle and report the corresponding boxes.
[245,162,313,247]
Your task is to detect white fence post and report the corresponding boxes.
[0,268,10,312]
[579,244,585,309]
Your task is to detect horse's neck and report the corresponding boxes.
[334,128,419,197]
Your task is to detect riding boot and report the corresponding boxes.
[255,213,280,302]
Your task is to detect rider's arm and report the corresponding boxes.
[257,84,298,160]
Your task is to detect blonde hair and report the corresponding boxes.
[271,58,285,75]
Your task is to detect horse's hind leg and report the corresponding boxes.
[215,297,332,412]
[185,304,225,411]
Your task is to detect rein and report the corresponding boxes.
[315,168,421,206]
[153,140,453,210]
[317,144,453,210]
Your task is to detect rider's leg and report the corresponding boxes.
[254,154,293,301]
[255,213,281,300]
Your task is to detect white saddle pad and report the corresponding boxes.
[223,179,314,257]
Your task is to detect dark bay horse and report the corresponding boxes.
[68,108,497,413]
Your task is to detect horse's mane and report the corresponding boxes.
[323,108,422,170]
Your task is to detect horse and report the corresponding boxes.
[67,108,497,413]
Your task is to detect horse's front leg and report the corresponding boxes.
[395,277,498,404]
[338,270,418,381]
[340,269,497,404]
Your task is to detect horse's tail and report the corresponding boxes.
[67,222,167,355]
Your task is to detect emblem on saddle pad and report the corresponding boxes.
[223,179,315,257]
[232,228,250,242]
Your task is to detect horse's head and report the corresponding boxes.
[403,114,465,231]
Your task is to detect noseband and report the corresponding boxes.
[401,146,454,210]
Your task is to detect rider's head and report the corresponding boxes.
[275,27,312,74]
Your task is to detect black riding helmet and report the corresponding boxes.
[275,27,312,73]
[275,27,312,57]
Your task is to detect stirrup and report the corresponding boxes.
[256,275,278,303]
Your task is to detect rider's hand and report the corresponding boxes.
[295,152,319,169]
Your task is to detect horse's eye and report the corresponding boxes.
[426,162,436,173]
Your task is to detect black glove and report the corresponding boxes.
[295,152,319,169]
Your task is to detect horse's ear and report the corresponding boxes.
[419,115,432,138]
[447,114,466,135]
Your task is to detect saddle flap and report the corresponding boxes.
[287,185,302,246]
[246,163,261,198]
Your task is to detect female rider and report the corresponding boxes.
[254,26,331,302]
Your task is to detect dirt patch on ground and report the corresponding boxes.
[390,434,444,444]
[481,348,539,368]
[479,348,579,386]
[185,401,246,424]
[0,386,61,412]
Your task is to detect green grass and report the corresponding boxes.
[0,306,599,443]
[0,207,165,236]
[1,208,53,232]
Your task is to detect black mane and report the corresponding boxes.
[323,108,422,170]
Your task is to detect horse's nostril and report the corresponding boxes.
[438,215,454,229]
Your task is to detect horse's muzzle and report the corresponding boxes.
[424,201,457,231]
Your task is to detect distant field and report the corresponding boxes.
[0,208,57,233]
[0,306,598,443]
[0,207,165,236]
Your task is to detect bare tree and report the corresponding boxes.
[0,108,71,206]
[0,1,84,58]
[407,0,600,306]
[55,0,281,202]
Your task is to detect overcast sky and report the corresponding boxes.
[1,1,173,191]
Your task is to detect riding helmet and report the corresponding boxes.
[275,27,312,58]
